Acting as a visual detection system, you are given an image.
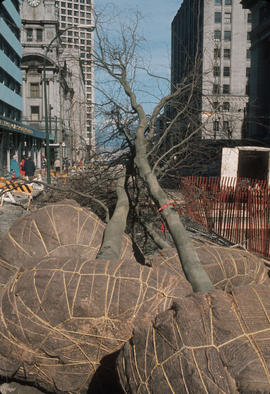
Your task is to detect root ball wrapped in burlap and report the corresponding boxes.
[0,251,192,393]
[0,200,134,287]
[117,284,270,393]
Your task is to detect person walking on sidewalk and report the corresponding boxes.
[10,155,20,178]
[24,156,36,181]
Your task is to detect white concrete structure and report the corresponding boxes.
[221,146,270,184]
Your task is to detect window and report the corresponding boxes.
[225,0,231,4]
[213,120,220,132]
[36,29,43,41]
[224,31,231,41]
[215,0,222,4]
[223,84,230,94]
[213,84,220,94]
[214,48,221,58]
[213,101,220,110]
[68,9,72,14]
[223,102,230,111]
[215,12,222,23]
[248,13,252,23]
[246,67,250,77]
[31,106,39,121]
[30,83,39,97]
[214,66,220,77]
[246,49,251,59]
[224,48,231,58]
[214,30,221,40]
[247,31,251,41]
[26,29,33,42]
[223,121,229,130]
[224,12,231,23]
[223,66,230,77]
[67,2,72,7]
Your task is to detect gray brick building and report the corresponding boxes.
[171,0,251,140]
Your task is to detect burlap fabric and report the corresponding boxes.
[117,284,270,393]
[0,252,192,393]
[149,240,268,292]
[0,200,134,287]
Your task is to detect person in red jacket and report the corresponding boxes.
[20,157,26,177]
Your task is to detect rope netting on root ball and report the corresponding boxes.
[0,199,134,288]
[0,252,192,393]
[0,200,268,393]
[117,284,270,394]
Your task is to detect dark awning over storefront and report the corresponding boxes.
[0,116,54,141]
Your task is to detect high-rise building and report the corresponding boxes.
[21,0,87,168]
[241,0,270,141]
[57,0,95,153]
[171,0,251,140]
[0,0,48,175]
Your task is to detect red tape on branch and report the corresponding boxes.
[158,202,177,212]
[158,202,184,214]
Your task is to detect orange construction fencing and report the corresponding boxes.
[181,176,270,259]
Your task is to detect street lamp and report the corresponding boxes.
[43,24,95,183]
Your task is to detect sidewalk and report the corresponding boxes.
[0,203,25,240]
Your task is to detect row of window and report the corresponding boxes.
[213,101,230,111]
[0,35,21,67]
[26,28,43,42]
[214,30,231,41]
[0,67,21,95]
[214,48,231,58]
[213,66,250,77]
[213,83,249,95]
[60,21,91,28]
[61,12,91,20]
[215,0,232,5]
[60,4,91,11]
[213,83,230,94]
[213,120,232,138]
[0,101,21,121]
[0,8,20,41]
[214,12,232,24]
[214,66,230,77]
[57,0,91,8]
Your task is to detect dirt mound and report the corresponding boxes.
[117,284,270,393]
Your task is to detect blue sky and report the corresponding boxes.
[95,0,182,114]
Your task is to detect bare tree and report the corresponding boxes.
[93,6,213,293]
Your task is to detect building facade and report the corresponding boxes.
[241,0,270,141]
[0,0,49,175]
[171,0,251,140]
[57,0,95,154]
[20,0,87,166]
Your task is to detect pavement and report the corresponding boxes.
[0,203,26,240]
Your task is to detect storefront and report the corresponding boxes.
[0,116,54,176]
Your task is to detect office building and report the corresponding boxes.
[57,0,95,153]
[21,0,87,165]
[241,0,270,141]
[0,0,48,175]
[171,0,251,140]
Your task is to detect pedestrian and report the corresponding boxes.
[54,158,61,174]
[20,156,26,177]
[10,155,20,178]
[41,153,47,177]
[24,156,36,181]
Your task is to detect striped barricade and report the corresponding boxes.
[0,178,33,210]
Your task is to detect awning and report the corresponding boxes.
[0,116,54,141]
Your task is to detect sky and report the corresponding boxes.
[95,0,182,114]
